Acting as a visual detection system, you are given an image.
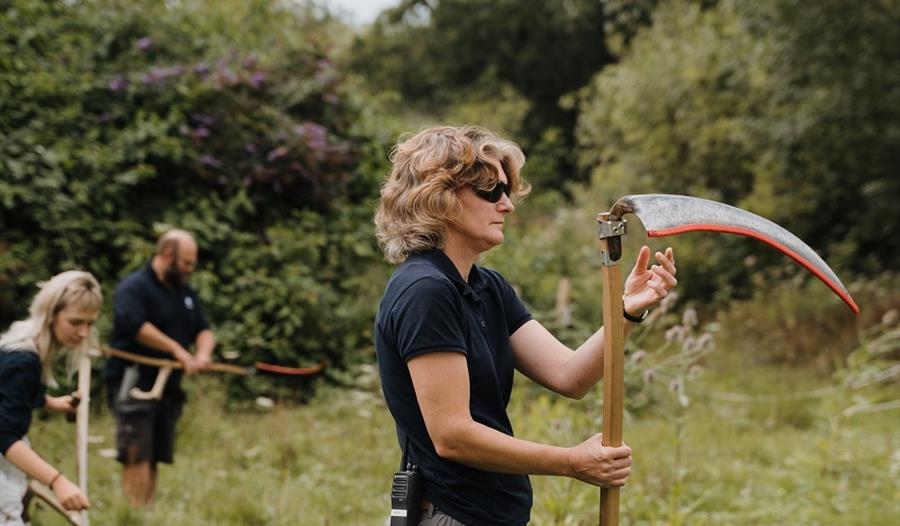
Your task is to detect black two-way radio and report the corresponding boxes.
[390,435,422,525]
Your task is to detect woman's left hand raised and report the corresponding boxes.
[622,246,677,317]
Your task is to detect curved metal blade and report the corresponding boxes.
[610,194,859,314]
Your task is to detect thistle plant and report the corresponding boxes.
[621,292,718,525]
[623,292,717,414]
[826,309,900,474]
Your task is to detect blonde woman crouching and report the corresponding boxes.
[0,271,102,525]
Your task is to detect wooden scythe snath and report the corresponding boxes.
[596,194,859,526]
[597,213,626,526]
[24,350,95,526]
[25,480,81,525]
[102,346,326,401]
[75,350,91,526]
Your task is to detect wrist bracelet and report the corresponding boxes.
[623,308,648,323]
[49,471,62,489]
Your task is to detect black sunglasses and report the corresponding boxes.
[473,181,510,203]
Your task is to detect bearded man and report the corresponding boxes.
[104,229,216,506]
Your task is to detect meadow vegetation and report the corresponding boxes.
[3,0,899,523]
[28,292,899,524]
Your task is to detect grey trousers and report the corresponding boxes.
[384,503,466,525]
[0,437,27,526]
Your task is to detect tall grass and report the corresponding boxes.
[27,312,899,525]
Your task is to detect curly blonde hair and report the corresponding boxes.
[374,125,530,264]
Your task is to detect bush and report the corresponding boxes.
[0,0,392,398]
[717,271,900,367]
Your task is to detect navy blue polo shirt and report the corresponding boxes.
[0,347,46,455]
[105,263,209,404]
[375,249,534,526]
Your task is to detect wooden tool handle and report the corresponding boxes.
[598,228,626,526]
[76,353,91,526]
[103,346,252,376]
[28,478,82,525]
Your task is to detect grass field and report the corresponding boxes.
[26,347,898,526]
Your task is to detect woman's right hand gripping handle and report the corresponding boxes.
[52,474,90,511]
[566,433,632,488]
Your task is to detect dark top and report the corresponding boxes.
[375,249,534,526]
[105,263,209,405]
[0,347,47,455]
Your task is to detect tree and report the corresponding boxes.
[347,0,618,189]
[576,0,899,299]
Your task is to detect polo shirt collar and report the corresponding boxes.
[415,249,487,298]
[143,261,158,283]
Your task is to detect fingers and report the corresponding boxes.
[632,245,651,273]
[623,247,677,313]
[570,434,634,487]
[650,264,677,289]
[594,435,631,458]
[61,495,85,510]
[629,246,676,282]
[67,494,89,510]
[596,448,632,487]
[185,360,200,375]
[645,276,669,296]
[603,466,632,487]
[650,248,677,291]
[57,479,90,510]
[195,355,212,372]
[655,248,676,276]
[605,443,632,460]
[176,349,200,375]
[63,496,90,510]
[68,392,81,409]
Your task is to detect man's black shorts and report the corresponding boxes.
[115,397,183,465]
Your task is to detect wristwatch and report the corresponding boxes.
[623,308,648,323]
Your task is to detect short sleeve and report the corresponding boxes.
[387,277,469,362]
[495,274,532,334]
[191,291,210,335]
[0,352,42,455]
[113,280,149,340]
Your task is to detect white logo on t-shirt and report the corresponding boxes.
[184,296,194,309]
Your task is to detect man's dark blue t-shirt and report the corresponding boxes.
[375,249,534,526]
[105,263,209,404]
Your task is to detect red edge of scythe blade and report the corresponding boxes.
[647,224,860,315]
[254,360,327,376]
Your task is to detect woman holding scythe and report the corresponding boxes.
[374,125,678,525]
[0,271,99,525]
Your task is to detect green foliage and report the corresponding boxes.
[351,0,612,128]
[825,313,900,476]
[717,271,899,366]
[346,0,624,190]
[601,0,663,54]
[0,0,391,398]
[200,207,390,400]
[576,0,900,300]
[29,346,899,525]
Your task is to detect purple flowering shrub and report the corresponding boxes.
[103,30,360,215]
[0,0,390,398]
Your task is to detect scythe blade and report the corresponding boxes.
[610,194,859,314]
